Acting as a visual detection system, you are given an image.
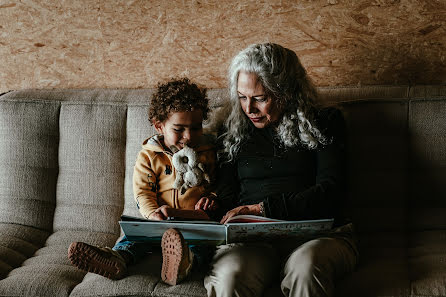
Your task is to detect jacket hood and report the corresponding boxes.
[141,134,215,154]
[141,134,165,153]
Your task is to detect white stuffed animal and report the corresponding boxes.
[172,146,210,194]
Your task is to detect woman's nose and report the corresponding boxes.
[245,99,255,114]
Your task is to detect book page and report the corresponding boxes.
[225,219,334,244]
[119,220,226,245]
[225,214,284,223]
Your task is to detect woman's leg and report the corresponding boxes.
[204,242,280,297]
[280,237,358,297]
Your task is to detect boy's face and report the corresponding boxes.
[154,109,204,151]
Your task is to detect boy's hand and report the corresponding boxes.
[195,197,218,211]
[148,205,172,220]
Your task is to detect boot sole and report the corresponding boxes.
[68,242,126,280]
[161,229,186,285]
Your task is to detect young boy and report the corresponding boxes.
[68,78,218,285]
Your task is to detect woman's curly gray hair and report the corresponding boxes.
[221,42,327,162]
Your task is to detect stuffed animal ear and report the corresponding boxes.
[172,152,188,173]
[173,174,184,190]
[183,146,198,167]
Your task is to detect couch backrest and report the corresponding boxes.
[0,86,445,240]
[319,86,446,241]
[0,89,227,236]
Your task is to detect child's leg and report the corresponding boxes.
[68,236,152,280]
[68,241,128,280]
[112,235,153,264]
[189,244,215,272]
[161,228,194,285]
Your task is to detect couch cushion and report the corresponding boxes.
[335,231,409,296]
[0,230,118,296]
[123,104,157,219]
[336,246,410,297]
[70,252,207,297]
[409,231,446,296]
[0,223,49,279]
[53,102,127,235]
[70,253,161,297]
[340,100,409,235]
[409,99,446,231]
[407,98,446,295]
[0,98,59,231]
[0,94,59,282]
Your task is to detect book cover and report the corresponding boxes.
[119,214,334,245]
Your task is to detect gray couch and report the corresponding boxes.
[0,86,445,297]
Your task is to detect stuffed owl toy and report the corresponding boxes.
[172,146,210,194]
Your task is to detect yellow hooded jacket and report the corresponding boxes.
[133,134,217,219]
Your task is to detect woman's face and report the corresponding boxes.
[237,71,282,129]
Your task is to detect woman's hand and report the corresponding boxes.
[195,197,218,211]
[148,205,171,221]
[220,204,261,224]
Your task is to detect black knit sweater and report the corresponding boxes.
[216,107,348,226]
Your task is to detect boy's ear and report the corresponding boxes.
[153,120,164,134]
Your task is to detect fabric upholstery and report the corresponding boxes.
[123,104,157,219]
[409,231,446,296]
[54,102,127,235]
[408,99,446,231]
[407,97,446,297]
[0,223,49,278]
[0,100,59,231]
[341,101,409,235]
[337,246,410,297]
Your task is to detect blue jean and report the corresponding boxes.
[112,235,152,264]
[113,235,214,270]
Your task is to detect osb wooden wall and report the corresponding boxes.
[1,0,445,92]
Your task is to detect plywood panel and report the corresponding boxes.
[0,0,445,93]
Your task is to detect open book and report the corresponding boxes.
[119,213,334,245]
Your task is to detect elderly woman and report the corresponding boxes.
[204,43,358,297]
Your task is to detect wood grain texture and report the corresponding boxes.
[1,0,445,92]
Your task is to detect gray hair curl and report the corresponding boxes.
[222,43,327,162]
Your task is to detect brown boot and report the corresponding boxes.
[161,228,193,285]
[68,242,127,280]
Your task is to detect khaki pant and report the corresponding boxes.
[204,235,358,297]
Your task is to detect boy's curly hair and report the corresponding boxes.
[148,78,209,123]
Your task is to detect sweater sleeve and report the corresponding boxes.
[133,151,159,219]
[214,161,240,218]
[263,108,347,223]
